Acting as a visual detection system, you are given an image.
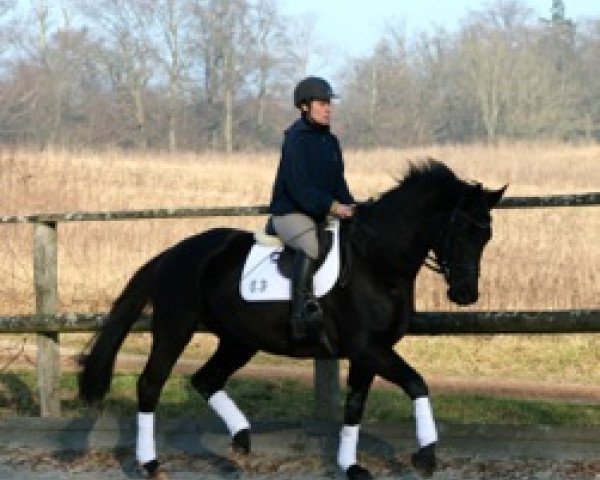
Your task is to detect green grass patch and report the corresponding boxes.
[364,389,600,426]
[1,371,599,426]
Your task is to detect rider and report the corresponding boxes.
[268,76,355,345]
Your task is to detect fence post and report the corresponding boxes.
[314,359,340,421]
[34,221,60,417]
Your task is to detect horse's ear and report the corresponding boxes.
[485,184,508,208]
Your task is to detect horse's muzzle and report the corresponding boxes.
[447,286,479,306]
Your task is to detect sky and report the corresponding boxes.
[279,0,600,76]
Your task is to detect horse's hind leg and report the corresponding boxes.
[136,314,195,478]
[191,337,256,454]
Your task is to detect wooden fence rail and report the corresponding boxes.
[1,192,600,225]
[1,310,599,334]
[1,192,599,418]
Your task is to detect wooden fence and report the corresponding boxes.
[1,193,599,418]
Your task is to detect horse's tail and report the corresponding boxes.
[78,254,162,404]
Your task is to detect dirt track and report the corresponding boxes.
[1,449,599,480]
[0,415,598,480]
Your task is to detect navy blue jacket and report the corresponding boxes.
[268,115,354,222]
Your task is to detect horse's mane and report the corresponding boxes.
[351,159,465,268]
[401,158,460,188]
[371,158,464,209]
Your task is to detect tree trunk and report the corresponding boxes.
[224,86,233,153]
[167,0,179,152]
[169,76,178,151]
[133,83,148,149]
[257,75,266,128]
[47,81,63,148]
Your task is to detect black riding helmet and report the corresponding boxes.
[293,76,337,108]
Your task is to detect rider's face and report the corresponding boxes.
[305,99,332,126]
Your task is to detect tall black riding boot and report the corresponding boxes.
[289,251,323,342]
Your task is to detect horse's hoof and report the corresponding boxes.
[140,459,168,479]
[231,428,251,455]
[347,464,374,480]
[220,461,242,479]
[411,443,436,477]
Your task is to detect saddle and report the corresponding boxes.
[240,218,341,302]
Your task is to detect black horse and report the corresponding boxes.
[79,160,505,480]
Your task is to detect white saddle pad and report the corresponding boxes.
[240,220,341,302]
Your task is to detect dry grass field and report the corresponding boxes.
[0,144,599,387]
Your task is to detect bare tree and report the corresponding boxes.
[249,0,288,128]
[191,0,253,152]
[0,1,97,148]
[154,0,192,151]
[410,27,480,144]
[575,19,600,140]
[73,0,158,148]
[339,23,418,147]
[455,1,547,142]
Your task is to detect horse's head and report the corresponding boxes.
[351,160,506,306]
[431,183,507,306]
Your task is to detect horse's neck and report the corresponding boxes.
[352,193,445,282]
[392,219,433,281]
[349,219,427,284]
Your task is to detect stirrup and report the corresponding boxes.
[290,299,323,342]
[303,298,323,323]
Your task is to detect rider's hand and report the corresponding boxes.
[332,202,354,219]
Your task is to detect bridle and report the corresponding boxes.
[424,188,491,282]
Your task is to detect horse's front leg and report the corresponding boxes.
[338,362,374,480]
[352,346,437,477]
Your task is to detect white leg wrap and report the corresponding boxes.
[208,390,250,436]
[414,397,438,447]
[337,424,360,471]
[136,412,156,465]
